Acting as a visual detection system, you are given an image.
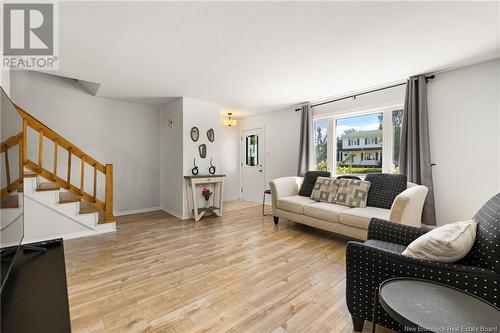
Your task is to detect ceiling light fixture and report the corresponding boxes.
[223,112,237,127]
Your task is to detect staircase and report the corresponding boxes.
[1,102,115,241]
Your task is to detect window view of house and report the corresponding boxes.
[313,119,328,170]
[336,113,383,175]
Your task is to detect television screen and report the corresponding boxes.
[0,87,24,292]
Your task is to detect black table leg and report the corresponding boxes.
[372,288,379,333]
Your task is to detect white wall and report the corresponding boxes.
[219,124,240,201]
[159,98,184,218]
[181,97,222,218]
[1,70,11,98]
[428,59,500,225]
[11,71,161,212]
[159,97,240,219]
[240,108,301,200]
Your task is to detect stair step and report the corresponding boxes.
[36,181,61,192]
[79,201,114,224]
[59,192,81,204]
[24,172,38,178]
[1,195,19,209]
[79,201,99,214]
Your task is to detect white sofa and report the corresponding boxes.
[270,176,428,240]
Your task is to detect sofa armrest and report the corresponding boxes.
[389,185,428,227]
[367,218,429,246]
[269,177,303,216]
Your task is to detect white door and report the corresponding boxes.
[241,128,264,203]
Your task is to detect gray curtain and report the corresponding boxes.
[297,104,313,176]
[399,75,437,225]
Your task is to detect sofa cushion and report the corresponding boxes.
[298,171,331,197]
[339,206,391,229]
[277,195,317,215]
[365,173,407,209]
[364,239,407,254]
[310,177,339,203]
[334,179,371,208]
[304,202,351,223]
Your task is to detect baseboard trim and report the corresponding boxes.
[114,206,163,217]
[162,207,184,220]
[22,226,116,244]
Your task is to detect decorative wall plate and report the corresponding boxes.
[207,128,215,142]
[190,127,199,142]
[198,144,207,158]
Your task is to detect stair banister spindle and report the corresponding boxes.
[105,164,113,220]
[53,140,58,181]
[18,137,23,184]
[4,146,11,192]
[38,129,43,173]
[22,119,27,164]
[93,164,97,202]
[67,147,72,189]
[80,158,85,194]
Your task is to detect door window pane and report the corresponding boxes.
[336,113,383,175]
[246,134,258,166]
[313,120,328,171]
[392,110,404,174]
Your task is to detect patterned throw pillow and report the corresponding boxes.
[334,179,371,208]
[310,177,339,203]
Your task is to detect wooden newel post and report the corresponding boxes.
[105,164,113,220]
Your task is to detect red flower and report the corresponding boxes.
[202,187,213,200]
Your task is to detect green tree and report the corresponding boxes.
[314,126,328,170]
[392,110,403,167]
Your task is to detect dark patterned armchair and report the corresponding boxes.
[346,193,500,332]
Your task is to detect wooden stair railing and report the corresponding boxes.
[0,103,115,222]
[0,132,23,199]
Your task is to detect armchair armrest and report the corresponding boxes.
[389,185,428,227]
[368,218,429,246]
[269,177,303,216]
[348,240,499,277]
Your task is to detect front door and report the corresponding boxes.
[241,128,264,203]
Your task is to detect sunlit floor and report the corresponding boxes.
[64,205,391,333]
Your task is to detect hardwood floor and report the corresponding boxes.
[64,206,388,333]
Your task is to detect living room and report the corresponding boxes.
[1,1,499,332]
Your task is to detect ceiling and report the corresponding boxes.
[55,1,500,116]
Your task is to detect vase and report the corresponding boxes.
[204,199,210,208]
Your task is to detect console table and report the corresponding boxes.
[184,175,225,221]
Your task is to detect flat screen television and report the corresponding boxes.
[0,87,25,293]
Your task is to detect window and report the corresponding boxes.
[348,138,359,146]
[245,134,258,166]
[313,119,328,171]
[313,106,403,176]
[336,113,383,175]
[366,137,377,145]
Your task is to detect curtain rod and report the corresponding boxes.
[294,75,435,111]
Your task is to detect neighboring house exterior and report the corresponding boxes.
[337,130,382,166]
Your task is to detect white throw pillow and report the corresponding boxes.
[402,220,477,263]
